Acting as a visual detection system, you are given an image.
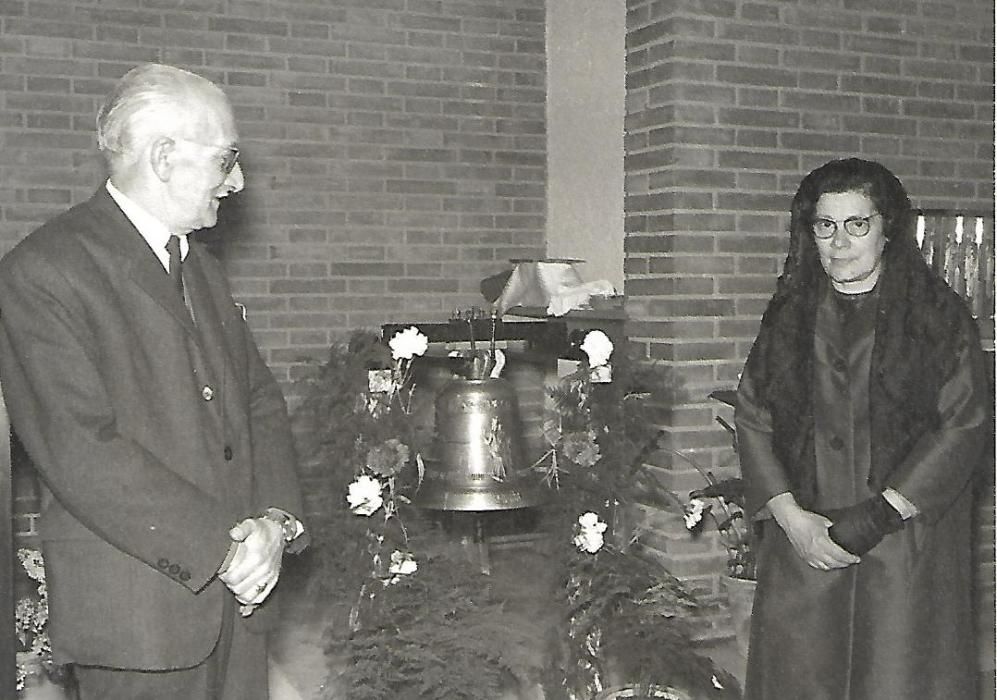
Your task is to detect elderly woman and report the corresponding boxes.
[736,158,990,699]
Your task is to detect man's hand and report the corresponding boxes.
[767,493,860,571]
[217,517,284,610]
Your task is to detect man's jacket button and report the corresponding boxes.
[168,564,180,575]
[223,445,233,461]
[157,558,170,569]
[180,570,191,582]
[202,385,214,401]
[829,435,845,451]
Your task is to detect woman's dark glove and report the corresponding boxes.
[827,495,904,556]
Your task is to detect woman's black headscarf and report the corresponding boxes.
[742,158,974,507]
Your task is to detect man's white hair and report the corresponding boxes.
[96,63,225,166]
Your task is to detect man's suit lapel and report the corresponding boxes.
[182,251,254,509]
[86,187,198,337]
[183,250,248,433]
[86,188,251,499]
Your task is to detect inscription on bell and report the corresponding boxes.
[455,397,502,411]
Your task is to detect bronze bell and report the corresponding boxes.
[414,353,544,511]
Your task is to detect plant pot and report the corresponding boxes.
[721,574,757,659]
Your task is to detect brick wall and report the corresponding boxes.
[0,0,547,392]
[623,0,995,641]
[0,0,546,570]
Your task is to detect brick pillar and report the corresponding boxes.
[623,0,995,640]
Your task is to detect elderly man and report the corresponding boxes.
[0,64,305,699]
[736,158,989,699]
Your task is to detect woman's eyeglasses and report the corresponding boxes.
[811,212,882,239]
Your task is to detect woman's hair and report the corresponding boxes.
[775,157,917,301]
[96,63,224,165]
[744,158,974,507]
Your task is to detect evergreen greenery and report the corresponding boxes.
[294,329,740,699]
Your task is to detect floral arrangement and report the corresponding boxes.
[296,327,546,699]
[678,413,756,581]
[533,331,738,699]
[14,547,67,693]
[294,326,740,699]
[294,328,432,597]
[684,474,755,581]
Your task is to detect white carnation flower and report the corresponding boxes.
[389,326,429,360]
[684,498,706,529]
[580,329,613,367]
[577,511,608,533]
[347,475,384,516]
[573,530,606,554]
[388,550,418,577]
[573,512,608,553]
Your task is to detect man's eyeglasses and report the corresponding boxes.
[172,137,240,175]
[811,212,882,239]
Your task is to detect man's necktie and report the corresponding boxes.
[166,234,185,302]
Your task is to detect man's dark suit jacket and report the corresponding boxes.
[0,186,305,670]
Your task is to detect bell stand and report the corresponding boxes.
[437,506,543,576]
[382,313,569,359]
[381,304,627,367]
[436,510,493,575]
[471,515,488,575]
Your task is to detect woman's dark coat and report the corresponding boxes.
[737,284,988,700]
